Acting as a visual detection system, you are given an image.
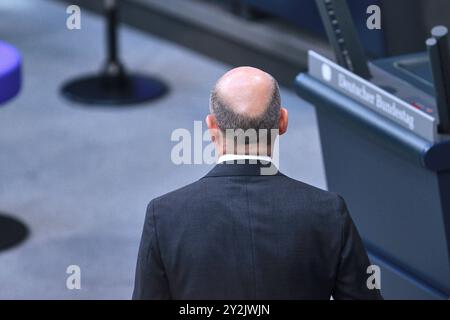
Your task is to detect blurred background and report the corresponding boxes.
[0,0,449,299]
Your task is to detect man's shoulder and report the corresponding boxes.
[149,178,208,206]
[276,172,341,200]
[279,174,346,214]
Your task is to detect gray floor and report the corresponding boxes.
[0,0,325,299]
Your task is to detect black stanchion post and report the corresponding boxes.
[61,0,168,105]
[428,26,450,133]
[102,0,125,88]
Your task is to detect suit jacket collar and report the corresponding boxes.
[203,162,283,178]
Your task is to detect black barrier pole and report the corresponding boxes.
[107,0,118,65]
[427,26,450,134]
[102,0,126,88]
[61,0,168,105]
[104,1,124,78]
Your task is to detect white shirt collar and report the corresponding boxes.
[217,154,272,164]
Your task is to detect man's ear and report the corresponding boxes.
[278,107,288,135]
[206,114,218,130]
[206,114,220,143]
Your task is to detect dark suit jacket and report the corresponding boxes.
[133,163,382,300]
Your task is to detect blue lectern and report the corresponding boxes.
[296,49,450,299]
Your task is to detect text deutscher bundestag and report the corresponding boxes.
[337,73,415,130]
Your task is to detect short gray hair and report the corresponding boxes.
[210,78,281,135]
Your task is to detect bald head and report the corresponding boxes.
[214,67,276,117]
[210,67,281,133]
